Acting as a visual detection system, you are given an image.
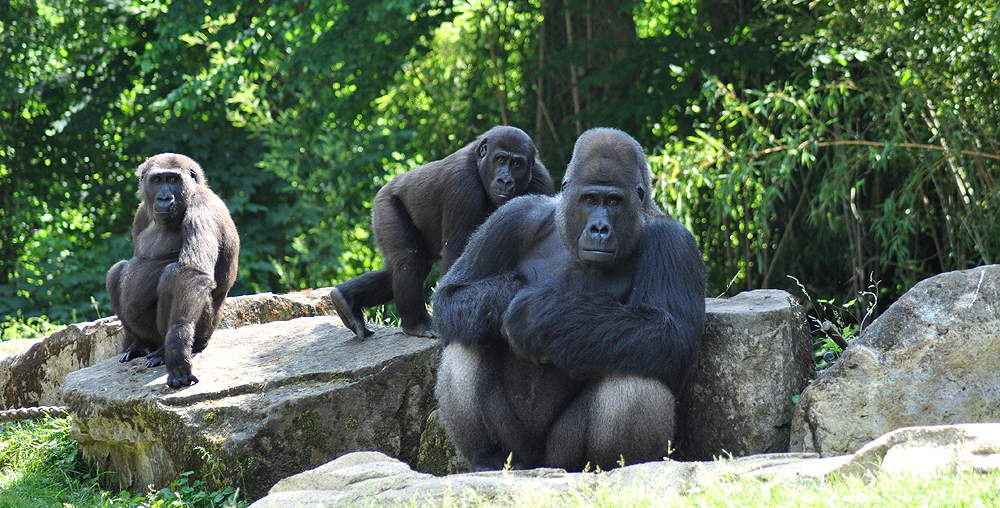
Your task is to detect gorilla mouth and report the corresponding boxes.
[580,249,615,263]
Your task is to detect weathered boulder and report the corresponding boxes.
[791,265,1000,456]
[0,318,125,409]
[414,409,469,476]
[249,423,1000,507]
[218,287,334,329]
[837,423,1000,477]
[675,289,814,460]
[0,288,334,410]
[61,316,441,500]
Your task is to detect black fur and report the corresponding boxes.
[107,153,240,388]
[331,125,554,339]
[433,127,705,471]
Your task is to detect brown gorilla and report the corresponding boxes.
[106,153,240,388]
[330,125,554,339]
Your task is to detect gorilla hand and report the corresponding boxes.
[501,284,562,364]
[164,323,199,388]
[167,365,199,388]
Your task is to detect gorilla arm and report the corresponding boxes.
[502,216,706,393]
[432,195,556,348]
[158,197,223,387]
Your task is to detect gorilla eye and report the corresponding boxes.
[582,195,598,206]
[608,196,622,206]
[496,155,507,164]
[512,160,521,168]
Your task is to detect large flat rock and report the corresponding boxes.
[1,288,335,410]
[249,423,1000,507]
[61,316,441,500]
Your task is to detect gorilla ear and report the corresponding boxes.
[190,169,199,182]
[561,179,569,191]
[478,140,489,159]
[637,186,645,202]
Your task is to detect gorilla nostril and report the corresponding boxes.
[589,224,610,236]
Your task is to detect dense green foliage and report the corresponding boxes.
[0,417,245,507]
[2,0,997,335]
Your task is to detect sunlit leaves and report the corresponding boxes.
[655,0,1000,309]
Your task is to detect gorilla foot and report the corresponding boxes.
[166,357,198,388]
[119,343,152,363]
[401,318,438,338]
[329,287,374,340]
[145,355,164,368]
[167,371,199,388]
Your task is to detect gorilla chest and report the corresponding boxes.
[518,230,572,285]
[135,225,184,260]
[518,231,635,303]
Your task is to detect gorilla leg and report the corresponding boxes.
[106,260,127,314]
[544,374,675,471]
[108,260,159,363]
[390,252,434,337]
[330,270,393,339]
[155,263,216,388]
[436,343,542,470]
[374,195,436,337]
[191,293,226,355]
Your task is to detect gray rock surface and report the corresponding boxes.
[0,288,335,410]
[0,318,125,409]
[249,423,1000,507]
[791,265,1000,456]
[61,316,441,500]
[676,290,814,459]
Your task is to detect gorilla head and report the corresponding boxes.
[138,154,208,226]
[556,128,651,268]
[477,126,540,207]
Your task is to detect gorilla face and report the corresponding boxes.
[558,131,648,268]
[139,155,204,226]
[559,179,644,267]
[147,170,187,223]
[477,130,536,207]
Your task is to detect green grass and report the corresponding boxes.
[3,417,999,508]
[0,417,246,508]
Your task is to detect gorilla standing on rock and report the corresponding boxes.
[433,128,706,471]
[107,154,240,388]
[330,126,553,339]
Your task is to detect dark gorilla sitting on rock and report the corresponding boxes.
[107,153,240,388]
[433,127,706,471]
[329,125,554,339]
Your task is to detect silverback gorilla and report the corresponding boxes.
[433,128,706,471]
[330,125,554,339]
[107,154,240,388]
